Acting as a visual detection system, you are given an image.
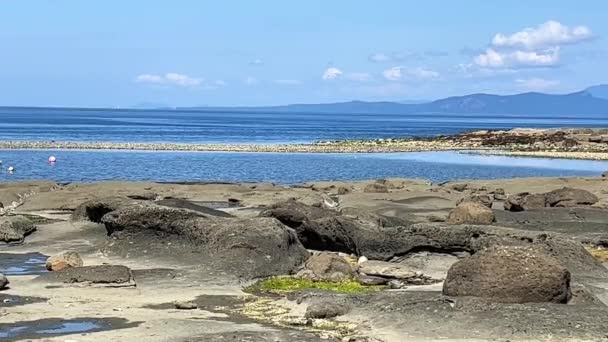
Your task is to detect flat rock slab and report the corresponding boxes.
[358,260,418,280]
[36,265,134,286]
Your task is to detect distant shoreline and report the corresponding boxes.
[2,128,608,160]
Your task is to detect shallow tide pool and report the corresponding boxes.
[0,149,606,184]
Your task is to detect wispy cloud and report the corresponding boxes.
[322,67,343,80]
[368,53,392,63]
[383,67,440,81]
[344,72,373,82]
[274,79,302,85]
[243,76,258,86]
[516,78,560,91]
[135,73,202,87]
[249,58,264,66]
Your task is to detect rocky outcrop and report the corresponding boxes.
[0,216,36,243]
[155,198,234,217]
[447,202,495,225]
[298,253,353,282]
[70,197,137,222]
[46,251,84,271]
[505,188,598,211]
[101,203,309,279]
[457,194,493,208]
[443,246,571,304]
[363,183,389,193]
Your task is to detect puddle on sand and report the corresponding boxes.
[0,252,48,276]
[0,317,140,340]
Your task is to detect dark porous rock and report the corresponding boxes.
[363,183,389,193]
[259,199,337,229]
[174,301,198,310]
[38,265,134,285]
[155,198,234,218]
[102,203,309,279]
[544,187,599,208]
[260,200,357,253]
[443,246,571,304]
[299,253,353,282]
[0,216,36,243]
[504,193,546,211]
[447,201,495,225]
[305,301,350,319]
[0,273,8,290]
[70,196,137,223]
[351,223,607,281]
[126,191,158,200]
[357,274,389,286]
[457,194,493,208]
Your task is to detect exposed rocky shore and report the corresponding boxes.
[3,128,608,159]
[2,177,608,341]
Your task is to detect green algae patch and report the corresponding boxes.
[246,276,384,294]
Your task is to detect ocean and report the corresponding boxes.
[0,107,607,183]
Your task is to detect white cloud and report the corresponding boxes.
[474,47,560,68]
[383,67,402,81]
[344,72,372,82]
[249,58,264,65]
[516,78,560,91]
[383,67,440,81]
[492,20,592,50]
[274,79,302,85]
[214,80,227,87]
[135,73,202,87]
[322,67,343,80]
[368,53,391,63]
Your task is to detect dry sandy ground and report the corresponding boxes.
[1,177,608,341]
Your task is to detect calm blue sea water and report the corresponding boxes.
[1,107,607,183]
[2,107,608,143]
[0,150,606,184]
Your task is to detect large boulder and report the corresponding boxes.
[0,216,36,243]
[447,202,495,225]
[299,253,353,282]
[101,203,309,279]
[504,193,546,211]
[46,251,84,271]
[443,246,571,304]
[305,301,350,319]
[545,188,598,208]
[70,197,137,222]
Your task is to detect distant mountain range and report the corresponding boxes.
[181,85,608,116]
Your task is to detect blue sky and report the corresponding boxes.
[0,0,607,107]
